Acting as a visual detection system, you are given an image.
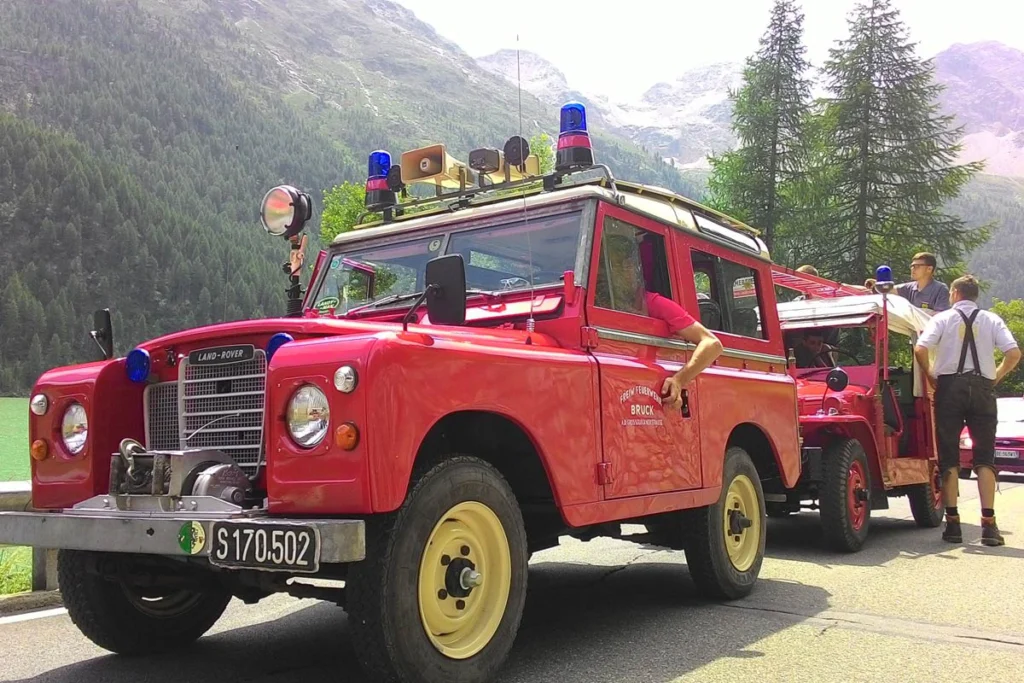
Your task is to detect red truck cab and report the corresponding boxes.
[6,103,803,683]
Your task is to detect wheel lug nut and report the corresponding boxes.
[438,589,447,600]
[440,555,451,566]
[460,545,470,556]
[456,599,466,610]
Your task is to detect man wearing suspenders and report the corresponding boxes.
[914,276,1021,546]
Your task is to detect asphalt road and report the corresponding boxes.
[3,476,1024,683]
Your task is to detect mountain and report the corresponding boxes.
[0,0,700,394]
[478,50,742,169]
[933,41,1024,177]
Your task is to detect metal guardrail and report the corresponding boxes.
[0,481,58,593]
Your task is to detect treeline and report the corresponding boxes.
[707,0,986,287]
[0,0,710,394]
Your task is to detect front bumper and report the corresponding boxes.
[0,495,365,566]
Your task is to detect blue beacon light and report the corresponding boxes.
[556,102,594,172]
[875,265,895,294]
[126,348,151,383]
[266,332,294,363]
[365,150,397,211]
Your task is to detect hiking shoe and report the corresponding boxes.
[942,516,962,543]
[981,518,1005,547]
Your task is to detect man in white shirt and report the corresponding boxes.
[914,275,1021,546]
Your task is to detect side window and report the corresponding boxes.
[691,250,766,339]
[594,216,671,316]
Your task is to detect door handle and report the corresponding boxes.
[681,389,691,418]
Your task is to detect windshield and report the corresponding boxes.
[998,399,1024,424]
[312,210,584,315]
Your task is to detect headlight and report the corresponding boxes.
[61,403,88,455]
[287,385,330,448]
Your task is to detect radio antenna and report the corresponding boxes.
[517,35,536,340]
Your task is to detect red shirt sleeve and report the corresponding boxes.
[645,292,697,335]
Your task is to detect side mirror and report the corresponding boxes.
[91,309,114,360]
[424,253,467,326]
[826,368,849,392]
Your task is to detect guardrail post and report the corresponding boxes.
[31,548,59,592]
[1,481,59,593]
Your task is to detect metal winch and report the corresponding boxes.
[109,438,253,506]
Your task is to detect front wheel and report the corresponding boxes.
[683,446,766,600]
[820,438,871,552]
[346,456,529,683]
[907,465,944,528]
[57,549,231,655]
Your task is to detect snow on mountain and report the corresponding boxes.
[933,41,1024,177]
[477,50,741,168]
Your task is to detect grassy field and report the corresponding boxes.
[0,398,29,482]
[0,398,30,594]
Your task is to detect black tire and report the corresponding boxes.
[907,466,944,528]
[347,456,529,683]
[683,446,766,600]
[57,549,231,655]
[766,506,792,519]
[959,468,972,480]
[820,439,871,552]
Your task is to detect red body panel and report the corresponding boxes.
[30,360,144,509]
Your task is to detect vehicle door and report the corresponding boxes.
[586,203,702,499]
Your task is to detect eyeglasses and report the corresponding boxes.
[910,263,929,270]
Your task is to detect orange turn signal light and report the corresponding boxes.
[30,439,49,461]
[335,423,360,451]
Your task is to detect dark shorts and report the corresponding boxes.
[934,374,998,473]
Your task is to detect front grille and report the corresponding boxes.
[144,381,179,451]
[142,348,267,475]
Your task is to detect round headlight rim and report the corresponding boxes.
[60,401,89,456]
[286,383,331,450]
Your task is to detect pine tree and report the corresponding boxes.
[706,0,811,251]
[817,0,985,283]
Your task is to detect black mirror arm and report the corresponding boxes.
[402,284,438,332]
[89,330,110,360]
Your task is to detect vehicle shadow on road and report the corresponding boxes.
[8,562,831,683]
[763,512,1024,565]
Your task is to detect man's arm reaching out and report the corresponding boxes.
[661,321,724,410]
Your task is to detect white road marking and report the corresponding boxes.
[0,607,67,625]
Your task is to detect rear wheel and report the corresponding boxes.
[58,549,231,655]
[683,446,766,600]
[959,468,973,480]
[820,439,871,552]
[907,464,944,528]
[347,456,528,683]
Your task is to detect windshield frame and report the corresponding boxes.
[307,197,598,316]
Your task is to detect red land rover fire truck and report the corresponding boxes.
[3,103,807,683]
[769,267,946,551]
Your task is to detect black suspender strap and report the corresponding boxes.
[955,309,982,376]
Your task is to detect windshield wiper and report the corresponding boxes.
[345,288,501,317]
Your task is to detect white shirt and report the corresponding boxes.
[916,300,1018,379]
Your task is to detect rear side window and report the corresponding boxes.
[691,250,766,339]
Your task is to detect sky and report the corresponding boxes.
[393,0,1024,102]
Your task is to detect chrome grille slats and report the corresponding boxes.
[142,347,267,475]
[179,350,267,472]
[144,381,179,451]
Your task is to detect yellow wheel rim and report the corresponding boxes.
[417,501,511,660]
[723,474,761,572]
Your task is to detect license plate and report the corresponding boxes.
[995,449,1019,460]
[209,522,320,573]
